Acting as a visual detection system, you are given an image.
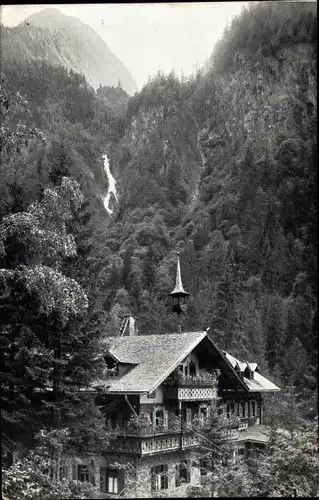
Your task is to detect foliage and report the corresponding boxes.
[125,412,153,435]
[0,69,110,459]
[2,451,95,500]
[252,418,319,497]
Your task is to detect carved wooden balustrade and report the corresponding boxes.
[163,371,217,402]
[108,429,200,456]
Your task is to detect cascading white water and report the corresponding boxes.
[102,154,118,214]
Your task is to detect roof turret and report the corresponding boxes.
[170,252,190,296]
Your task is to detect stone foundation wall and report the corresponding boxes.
[65,449,204,498]
[133,450,201,498]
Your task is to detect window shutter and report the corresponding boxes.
[186,460,191,483]
[163,464,168,489]
[72,465,77,481]
[118,469,125,495]
[105,468,109,492]
[186,408,192,428]
[89,464,95,486]
[163,410,168,429]
[152,409,156,430]
[175,463,180,487]
[151,467,156,491]
[100,468,105,493]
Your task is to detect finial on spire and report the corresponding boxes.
[171,252,188,295]
[170,252,190,318]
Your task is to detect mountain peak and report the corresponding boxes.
[10,8,138,94]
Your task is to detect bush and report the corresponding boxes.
[2,452,96,500]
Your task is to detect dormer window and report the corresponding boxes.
[108,364,119,377]
[244,366,253,380]
[104,355,119,377]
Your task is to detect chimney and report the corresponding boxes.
[121,314,139,336]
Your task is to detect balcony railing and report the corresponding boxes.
[221,428,239,440]
[163,371,217,401]
[164,371,217,387]
[108,429,200,456]
[106,412,242,456]
[163,386,216,401]
[238,416,260,429]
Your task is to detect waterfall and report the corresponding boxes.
[102,154,118,214]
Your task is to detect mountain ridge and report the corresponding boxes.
[1,7,138,95]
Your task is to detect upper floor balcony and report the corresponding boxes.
[163,371,217,402]
[108,426,200,456]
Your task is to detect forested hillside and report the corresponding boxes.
[0,55,130,463]
[0,1,317,487]
[102,1,317,409]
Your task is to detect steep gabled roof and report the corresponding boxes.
[106,331,206,393]
[224,352,280,392]
[98,331,279,395]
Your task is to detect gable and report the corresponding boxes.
[104,331,207,394]
[194,335,248,392]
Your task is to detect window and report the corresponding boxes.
[236,402,240,417]
[105,356,119,377]
[230,403,235,415]
[226,403,231,418]
[163,410,168,429]
[100,468,121,494]
[200,458,210,477]
[175,460,190,487]
[251,401,256,417]
[199,406,207,426]
[151,465,168,491]
[154,409,164,428]
[189,360,196,376]
[240,401,246,417]
[100,468,107,493]
[109,364,119,377]
[78,465,90,483]
[108,470,119,494]
[110,413,117,430]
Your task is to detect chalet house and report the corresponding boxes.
[67,256,280,498]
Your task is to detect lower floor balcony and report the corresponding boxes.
[221,428,239,440]
[239,416,261,430]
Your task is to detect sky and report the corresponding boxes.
[1,2,248,90]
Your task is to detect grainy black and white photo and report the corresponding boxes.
[0,1,317,498]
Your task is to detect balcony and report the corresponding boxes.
[238,417,260,430]
[239,419,249,431]
[108,429,199,456]
[163,371,217,401]
[221,428,239,440]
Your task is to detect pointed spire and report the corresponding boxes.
[170,252,189,295]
